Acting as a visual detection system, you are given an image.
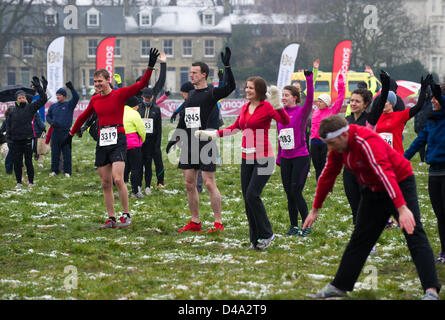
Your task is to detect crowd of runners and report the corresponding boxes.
[1,46,444,300]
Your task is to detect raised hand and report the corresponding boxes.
[304,69,313,78]
[65,81,74,90]
[41,76,48,91]
[220,47,231,67]
[269,85,281,110]
[380,70,390,89]
[159,51,167,63]
[313,59,320,69]
[420,74,433,90]
[148,48,160,68]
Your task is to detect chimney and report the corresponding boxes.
[223,0,231,15]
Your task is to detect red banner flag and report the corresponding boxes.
[96,37,116,83]
[331,40,351,102]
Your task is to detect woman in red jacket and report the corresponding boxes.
[195,77,289,250]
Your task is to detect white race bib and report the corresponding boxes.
[279,128,295,150]
[379,132,393,148]
[143,118,153,134]
[99,127,118,146]
[185,107,201,128]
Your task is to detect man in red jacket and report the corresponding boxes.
[303,114,440,300]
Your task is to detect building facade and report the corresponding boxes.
[1,3,231,97]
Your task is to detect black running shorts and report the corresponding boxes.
[95,132,127,167]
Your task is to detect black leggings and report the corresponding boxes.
[124,147,143,194]
[343,167,364,225]
[332,175,440,293]
[142,142,165,187]
[12,139,34,184]
[241,157,274,246]
[428,175,445,254]
[280,156,310,227]
[311,141,327,182]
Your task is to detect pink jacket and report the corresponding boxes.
[310,75,345,140]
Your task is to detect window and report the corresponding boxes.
[4,40,13,56]
[45,14,57,26]
[182,39,192,57]
[7,67,16,86]
[203,13,215,26]
[21,67,30,86]
[87,8,100,27]
[204,39,215,57]
[163,39,174,57]
[140,12,151,26]
[141,39,151,57]
[208,69,215,80]
[115,39,121,57]
[89,69,95,87]
[88,39,98,57]
[432,25,439,43]
[22,39,33,57]
[180,67,189,85]
[314,81,330,92]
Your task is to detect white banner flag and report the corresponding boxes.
[47,36,65,103]
[276,43,300,92]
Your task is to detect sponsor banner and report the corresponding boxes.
[96,37,116,83]
[331,40,352,103]
[47,36,65,103]
[276,43,300,91]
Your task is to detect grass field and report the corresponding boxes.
[0,117,443,300]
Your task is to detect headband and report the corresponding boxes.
[321,125,349,141]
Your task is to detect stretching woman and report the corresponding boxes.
[276,70,314,236]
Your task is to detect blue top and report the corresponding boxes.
[46,88,79,132]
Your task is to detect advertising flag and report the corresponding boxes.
[96,37,116,83]
[276,43,300,91]
[331,40,351,102]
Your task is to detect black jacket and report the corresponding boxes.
[7,92,47,141]
[138,101,162,149]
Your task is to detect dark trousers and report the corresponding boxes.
[428,175,445,254]
[142,142,164,187]
[5,143,13,174]
[51,130,72,175]
[343,167,364,225]
[124,147,143,194]
[12,139,34,184]
[280,156,310,227]
[241,157,274,246]
[311,142,328,182]
[332,175,440,293]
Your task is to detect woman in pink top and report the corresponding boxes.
[310,74,345,181]
[195,77,289,250]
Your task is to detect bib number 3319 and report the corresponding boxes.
[99,127,118,146]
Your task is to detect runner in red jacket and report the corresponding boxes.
[303,115,440,300]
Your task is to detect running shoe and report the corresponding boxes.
[300,227,311,237]
[436,253,445,264]
[177,221,202,232]
[28,183,34,189]
[65,173,71,178]
[287,225,300,236]
[208,222,224,233]
[118,215,132,228]
[98,218,118,230]
[49,172,57,177]
[311,283,347,299]
[145,187,151,195]
[15,183,23,189]
[423,291,440,300]
[157,183,164,189]
[256,234,276,250]
[38,163,44,168]
[131,191,144,199]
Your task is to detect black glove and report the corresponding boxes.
[170,112,177,123]
[166,140,177,153]
[41,76,48,91]
[220,47,231,67]
[66,81,74,90]
[148,48,160,68]
[379,70,390,90]
[31,76,44,94]
[61,133,73,148]
[304,69,312,77]
[165,90,171,97]
[431,82,442,101]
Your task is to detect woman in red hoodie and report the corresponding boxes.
[195,77,289,250]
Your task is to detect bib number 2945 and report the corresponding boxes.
[185,107,201,128]
[99,127,118,146]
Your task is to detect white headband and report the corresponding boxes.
[321,125,349,141]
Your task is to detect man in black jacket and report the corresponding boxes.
[7,77,47,188]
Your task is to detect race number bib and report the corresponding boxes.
[278,128,295,150]
[185,107,201,128]
[143,118,153,134]
[99,126,118,146]
[379,132,393,148]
